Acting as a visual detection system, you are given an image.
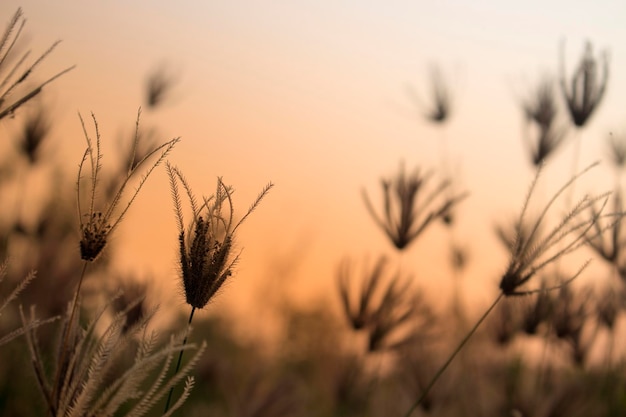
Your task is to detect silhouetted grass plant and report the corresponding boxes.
[362,162,467,251]
[337,255,435,352]
[164,163,273,412]
[48,111,180,411]
[402,162,616,416]
[520,76,569,167]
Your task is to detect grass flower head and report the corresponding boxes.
[559,40,609,128]
[407,64,454,124]
[363,162,467,250]
[499,162,609,296]
[76,110,179,261]
[167,163,273,309]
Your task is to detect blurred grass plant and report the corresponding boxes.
[559,41,609,129]
[362,162,467,251]
[520,77,569,167]
[337,255,435,352]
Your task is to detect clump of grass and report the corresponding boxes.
[20,295,206,417]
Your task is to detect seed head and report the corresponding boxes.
[144,63,178,109]
[498,162,611,296]
[362,162,467,251]
[79,212,111,262]
[407,64,454,124]
[167,163,273,309]
[519,77,569,167]
[76,110,179,261]
[559,40,609,128]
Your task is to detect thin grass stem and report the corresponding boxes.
[163,306,196,414]
[403,292,504,417]
[51,261,89,416]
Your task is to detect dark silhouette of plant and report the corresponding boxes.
[145,63,178,109]
[16,105,51,164]
[559,41,609,128]
[488,298,520,346]
[519,281,553,335]
[77,110,179,262]
[337,255,434,352]
[362,162,467,251]
[551,285,594,366]
[519,77,568,167]
[498,163,606,296]
[0,260,54,348]
[50,110,179,412]
[407,64,454,124]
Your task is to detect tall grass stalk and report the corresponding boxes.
[165,164,273,413]
[403,292,504,416]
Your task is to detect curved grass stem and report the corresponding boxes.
[403,292,504,417]
[163,306,196,414]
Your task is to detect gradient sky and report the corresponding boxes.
[1,1,625,323]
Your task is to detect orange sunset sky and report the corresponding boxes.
[1,1,625,324]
